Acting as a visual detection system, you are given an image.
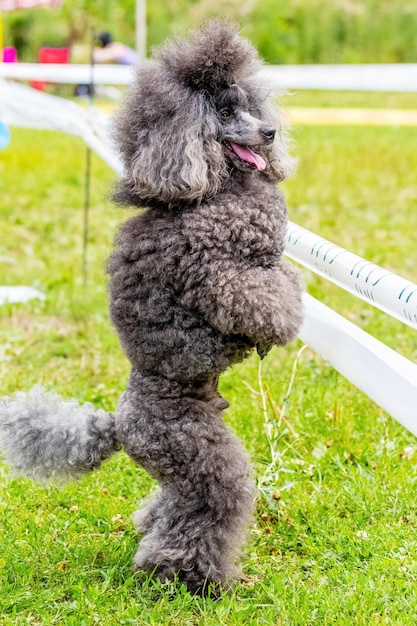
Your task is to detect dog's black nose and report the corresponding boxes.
[261,126,276,143]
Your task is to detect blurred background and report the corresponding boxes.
[2,0,417,64]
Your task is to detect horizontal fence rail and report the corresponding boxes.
[261,63,417,93]
[1,63,417,92]
[0,63,134,84]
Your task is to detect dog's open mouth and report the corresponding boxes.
[224,141,266,172]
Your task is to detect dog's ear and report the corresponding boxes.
[112,66,226,207]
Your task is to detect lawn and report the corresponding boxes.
[0,91,417,625]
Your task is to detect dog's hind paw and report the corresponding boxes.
[133,541,237,596]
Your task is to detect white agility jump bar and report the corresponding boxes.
[285,222,417,330]
[300,294,417,437]
[0,63,134,85]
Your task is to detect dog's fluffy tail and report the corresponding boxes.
[0,386,120,480]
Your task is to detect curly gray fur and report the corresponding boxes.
[0,386,118,480]
[0,20,303,595]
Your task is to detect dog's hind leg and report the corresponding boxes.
[115,371,256,595]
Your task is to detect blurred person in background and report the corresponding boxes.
[93,31,138,65]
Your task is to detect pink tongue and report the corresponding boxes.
[230,142,266,171]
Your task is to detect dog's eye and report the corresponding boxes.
[219,109,232,119]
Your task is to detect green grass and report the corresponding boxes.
[1,96,417,624]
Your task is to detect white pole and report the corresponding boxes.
[299,294,417,437]
[285,221,417,330]
[136,0,146,60]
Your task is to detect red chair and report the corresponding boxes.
[31,47,70,91]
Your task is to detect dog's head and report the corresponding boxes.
[113,20,295,207]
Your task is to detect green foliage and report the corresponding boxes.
[247,0,417,64]
[1,96,417,622]
[3,0,417,63]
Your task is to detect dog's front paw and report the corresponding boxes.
[270,305,303,346]
[256,340,274,359]
[268,272,304,346]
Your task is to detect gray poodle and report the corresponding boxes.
[0,21,303,594]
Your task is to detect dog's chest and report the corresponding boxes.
[183,188,286,263]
